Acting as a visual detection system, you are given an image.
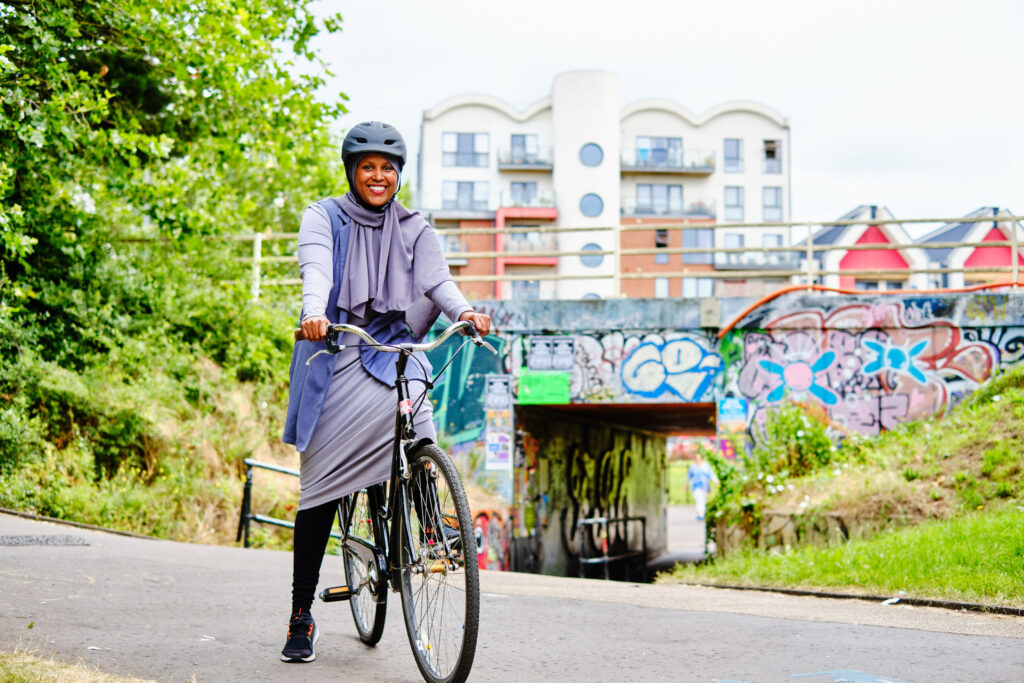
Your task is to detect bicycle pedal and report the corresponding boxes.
[319,585,354,602]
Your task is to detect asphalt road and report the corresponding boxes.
[2,512,1022,682]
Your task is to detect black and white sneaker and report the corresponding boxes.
[280,608,319,663]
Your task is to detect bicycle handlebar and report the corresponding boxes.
[294,320,497,356]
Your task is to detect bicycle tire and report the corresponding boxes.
[399,444,480,683]
[342,488,387,645]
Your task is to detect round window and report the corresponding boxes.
[579,193,604,218]
[582,292,601,300]
[579,243,604,268]
[579,143,604,167]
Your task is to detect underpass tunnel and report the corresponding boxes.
[510,403,716,579]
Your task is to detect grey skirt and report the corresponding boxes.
[298,343,436,510]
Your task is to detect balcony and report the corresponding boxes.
[436,234,468,266]
[620,149,715,175]
[504,231,558,254]
[621,198,716,219]
[497,147,553,171]
[714,250,800,271]
[497,189,556,209]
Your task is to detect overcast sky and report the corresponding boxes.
[308,0,1023,232]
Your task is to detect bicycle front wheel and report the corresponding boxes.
[342,487,387,645]
[400,444,480,683]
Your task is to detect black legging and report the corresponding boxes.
[291,499,340,612]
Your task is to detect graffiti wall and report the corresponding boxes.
[424,292,1024,578]
[724,294,1024,437]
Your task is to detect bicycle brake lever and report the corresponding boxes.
[473,338,498,355]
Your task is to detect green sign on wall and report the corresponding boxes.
[517,370,571,405]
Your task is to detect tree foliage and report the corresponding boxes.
[0,0,346,476]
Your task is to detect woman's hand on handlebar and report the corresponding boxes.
[300,315,329,343]
[459,310,491,337]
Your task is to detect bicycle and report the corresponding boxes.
[296,319,496,683]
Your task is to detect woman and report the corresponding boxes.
[280,121,491,663]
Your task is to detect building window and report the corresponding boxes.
[636,136,682,168]
[762,233,783,248]
[579,193,604,218]
[442,132,489,167]
[724,186,744,221]
[579,242,605,268]
[724,138,743,173]
[636,184,683,215]
[579,142,603,167]
[510,279,540,300]
[682,278,714,298]
[655,277,669,298]
[682,228,713,264]
[510,182,537,206]
[655,229,669,264]
[763,186,783,221]
[507,224,542,252]
[510,134,539,164]
[724,233,744,265]
[442,181,489,210]
[763,140,781,174]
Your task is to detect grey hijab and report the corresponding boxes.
[334,192,451,331]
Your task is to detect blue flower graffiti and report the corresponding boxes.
[863,339,928,383]
[759,351,838,405]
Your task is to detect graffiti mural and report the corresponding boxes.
[731,300,1003,436]
[571,331,721,404]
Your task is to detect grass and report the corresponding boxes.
[667,460,695,505]
[663,503,1024,607]
[0,651,155,682]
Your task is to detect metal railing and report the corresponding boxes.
[236,458,341,548]
[620,148,716,173]
[576,515,648,580]
[144,213,1022,298]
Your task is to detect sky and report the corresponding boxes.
[307,0,1023,232]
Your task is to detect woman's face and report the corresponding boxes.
[353,153,399,208]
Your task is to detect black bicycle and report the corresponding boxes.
[301,319,494,683]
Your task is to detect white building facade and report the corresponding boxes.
[417,70,792,300]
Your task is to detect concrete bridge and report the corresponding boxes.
[424,290,1024,577]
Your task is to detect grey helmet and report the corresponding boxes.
[341,121,407,170]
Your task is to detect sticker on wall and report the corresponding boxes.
[518,370,571,405]
[484,374,512,410]
[485,431,512,471]
[717,396,748,434]
[528,335,575,371]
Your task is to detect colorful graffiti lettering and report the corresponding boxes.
[620,336,722,401]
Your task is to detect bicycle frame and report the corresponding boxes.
[338,336,474,600]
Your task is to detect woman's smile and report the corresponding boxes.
[354,153,399,208]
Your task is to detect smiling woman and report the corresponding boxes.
[279,120,492,664]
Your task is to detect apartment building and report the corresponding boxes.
[417,70,792,300]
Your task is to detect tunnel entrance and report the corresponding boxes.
[517,402,716,436]
[510,403,716,580]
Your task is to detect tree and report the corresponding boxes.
[1,0,346,360]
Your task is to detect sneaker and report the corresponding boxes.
[280,608,319,663]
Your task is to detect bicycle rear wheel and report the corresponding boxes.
[342,487,387,645]
[400,444,479,683]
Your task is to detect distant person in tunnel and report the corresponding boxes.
[280,121,490,663]
[687,452,715,521]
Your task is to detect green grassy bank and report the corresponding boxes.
[664,503,1024,607]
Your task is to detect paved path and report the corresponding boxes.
[2,512,1022,682]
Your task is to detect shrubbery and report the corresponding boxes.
[0,0,344,542]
